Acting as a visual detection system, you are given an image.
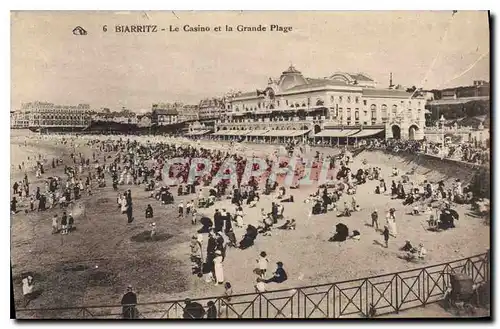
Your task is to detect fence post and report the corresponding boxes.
[297,288,300,318]
[365,279,369,317]
[258,294,262,319]
[395,274,399,313]
[486,250,490,283]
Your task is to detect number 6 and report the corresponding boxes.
[103,25,107,32]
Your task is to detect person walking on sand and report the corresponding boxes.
[371,209,379,230]
[382,226,390,248]
[178,201,184,218]
[11,197,17,215]
[386,208,397,237]
[120,195,127,213]
[149,222,156,240]
[186,200,193,215]
[13,181,19,195]
[213,250,224,285]
[61,212,68,235]
[257,251,269,279]
[52,214,59,234]
[145,204,153,219]
[68,212,74,233]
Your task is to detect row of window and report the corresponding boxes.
[231,104,423,116]
[32,120,89,125]
[233,99,423,112]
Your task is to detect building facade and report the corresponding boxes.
[425,81,490,123]
[92,111,139,124]
[198,98,230,120]
[21,101,92,130]
[137,114,152,127]
[10,110,30,129]
[178,104,199,122]
[424,123,489,146]
[151,103,179,125]
[208,66,426,142]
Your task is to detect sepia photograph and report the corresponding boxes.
[10,10,491,319]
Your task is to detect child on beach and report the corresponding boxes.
[382,226,390,248]
[51,214,59,234]
[257,251,269,279]
[150,222,156,240]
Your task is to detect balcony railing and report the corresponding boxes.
[15,252,489,319]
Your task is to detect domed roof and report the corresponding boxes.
[278,65,308,90]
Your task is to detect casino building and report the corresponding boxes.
[204,65,426,144]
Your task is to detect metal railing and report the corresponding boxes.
[15,252,489,319]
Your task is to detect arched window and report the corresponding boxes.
[355,96,359,104]
[330,95,334,103]
[347,96,351,103]
[381,105,388,119]
[392,104,397,114]
[339,96,343,103]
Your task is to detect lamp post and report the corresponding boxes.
[439,115,445,157]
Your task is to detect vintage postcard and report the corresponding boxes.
[10,11,490,319]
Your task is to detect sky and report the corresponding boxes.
[11,11,490,111]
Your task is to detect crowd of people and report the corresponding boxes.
[362,138,490,166]
[11,133,489,319]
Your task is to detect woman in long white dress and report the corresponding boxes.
[386,209,397,237]
[117,193,122,209]
[213,250,224,285]
[235,207,245,227]
[121,196,128,214]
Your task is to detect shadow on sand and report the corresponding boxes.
[130,231,173,243]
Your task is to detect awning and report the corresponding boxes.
[349,129,384,138]
[189,130,211,136]
[228,130,249,136]
[246,130,269,137]
[263,130,293,137]
[288,129,310,137]
[315,129,360,138]
[212,131,231,136]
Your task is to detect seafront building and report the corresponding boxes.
[151,103,180,126]
[198,97,230,120]
[10,110,30,129]
[186,66,427,143]
[425,80,490,123]
[12,102,92,131]
[178,104,199,122]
